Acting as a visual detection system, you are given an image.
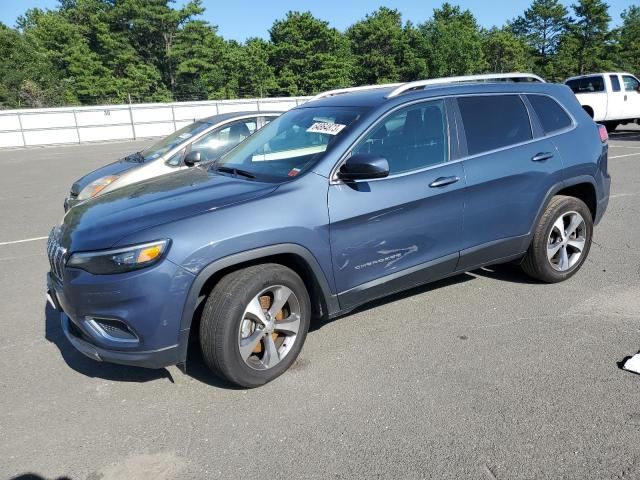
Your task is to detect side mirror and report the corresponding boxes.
[338,153,389,181]
[184,151,202,167]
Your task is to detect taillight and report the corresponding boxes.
[598,124,608,143]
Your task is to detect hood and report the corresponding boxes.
[70,153,145,196]
[60,167,278,252]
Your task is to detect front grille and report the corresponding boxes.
[47,227,67,282]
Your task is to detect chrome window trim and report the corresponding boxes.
[330,92,576,185]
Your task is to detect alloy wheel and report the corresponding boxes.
[237,285,301,370]
[547,211,587,272]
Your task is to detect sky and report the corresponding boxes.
[0,0,635,40]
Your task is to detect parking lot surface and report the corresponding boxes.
[1,126,640,479]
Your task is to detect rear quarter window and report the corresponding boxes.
[457,95,533,156]
[526,95,573,134]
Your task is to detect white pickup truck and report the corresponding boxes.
[565,72,640,132]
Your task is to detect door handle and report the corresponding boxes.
[429,176,459,188]
[531,152,554,162]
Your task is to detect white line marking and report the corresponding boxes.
[0,236,48,246]
[608,145,640,149]
[610,152,640,159]
[609,193,636,199]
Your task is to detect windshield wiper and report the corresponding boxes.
[215,166,256,179]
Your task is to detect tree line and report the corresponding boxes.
[0,0,638,109]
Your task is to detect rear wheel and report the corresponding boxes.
[521,195,593,283]
[199,264,310,388]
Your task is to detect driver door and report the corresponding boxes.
[328,100,465,310]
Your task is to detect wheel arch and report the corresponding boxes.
[582,105,594,118]
[556,181,597,220]
[530,177,598,241]
[176,244,339,365]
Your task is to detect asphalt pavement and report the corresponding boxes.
[1,126,640,479]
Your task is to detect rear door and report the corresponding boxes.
[328,99,465,309]
[566,75,608,121]
[455,94,565,270]
[606,74,626,121]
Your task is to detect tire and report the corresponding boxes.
[521,195,593,283]
[199,263,311,388]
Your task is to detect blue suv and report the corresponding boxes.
[47,75,610,387]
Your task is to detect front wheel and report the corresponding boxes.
[199,264,311,388]
[521,195,593,283]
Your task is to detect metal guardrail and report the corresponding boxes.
[0,97,310,148]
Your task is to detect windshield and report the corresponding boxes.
[141,121,212,161]
[211,106,367,180]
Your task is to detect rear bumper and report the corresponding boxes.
[595,174,611,225]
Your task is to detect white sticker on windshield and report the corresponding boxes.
[306,122,346,136]
[178,133,192,139]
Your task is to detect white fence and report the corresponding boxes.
[0,96,310,148]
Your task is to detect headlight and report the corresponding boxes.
[77,175,119,200]
[67,240,169,274]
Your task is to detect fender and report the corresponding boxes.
[528,175,597,242]
[175,243,340,365]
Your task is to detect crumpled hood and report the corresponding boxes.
[60,167,278,252]
[71,154,145,196]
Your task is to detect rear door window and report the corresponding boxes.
[457,95,532,156]
[610,75,621,92]
[565,76,605,94]
[526,95,573,134]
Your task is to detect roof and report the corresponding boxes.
[199,110,282,124]
[565,72,636,81]
[301,80,564,111]
[301,73,547,109]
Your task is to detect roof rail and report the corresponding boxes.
[385,73,545,98]
[309,83,404,102]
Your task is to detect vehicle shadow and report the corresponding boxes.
[472,262,543,285]
[310,272,475,332]
[44,301,237,389]
[44,302,174,383]
[43,263,538,387]
[10,475,71,480]
[182,341,243,389]
[310,263,541,332]
[609,126,640,142]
